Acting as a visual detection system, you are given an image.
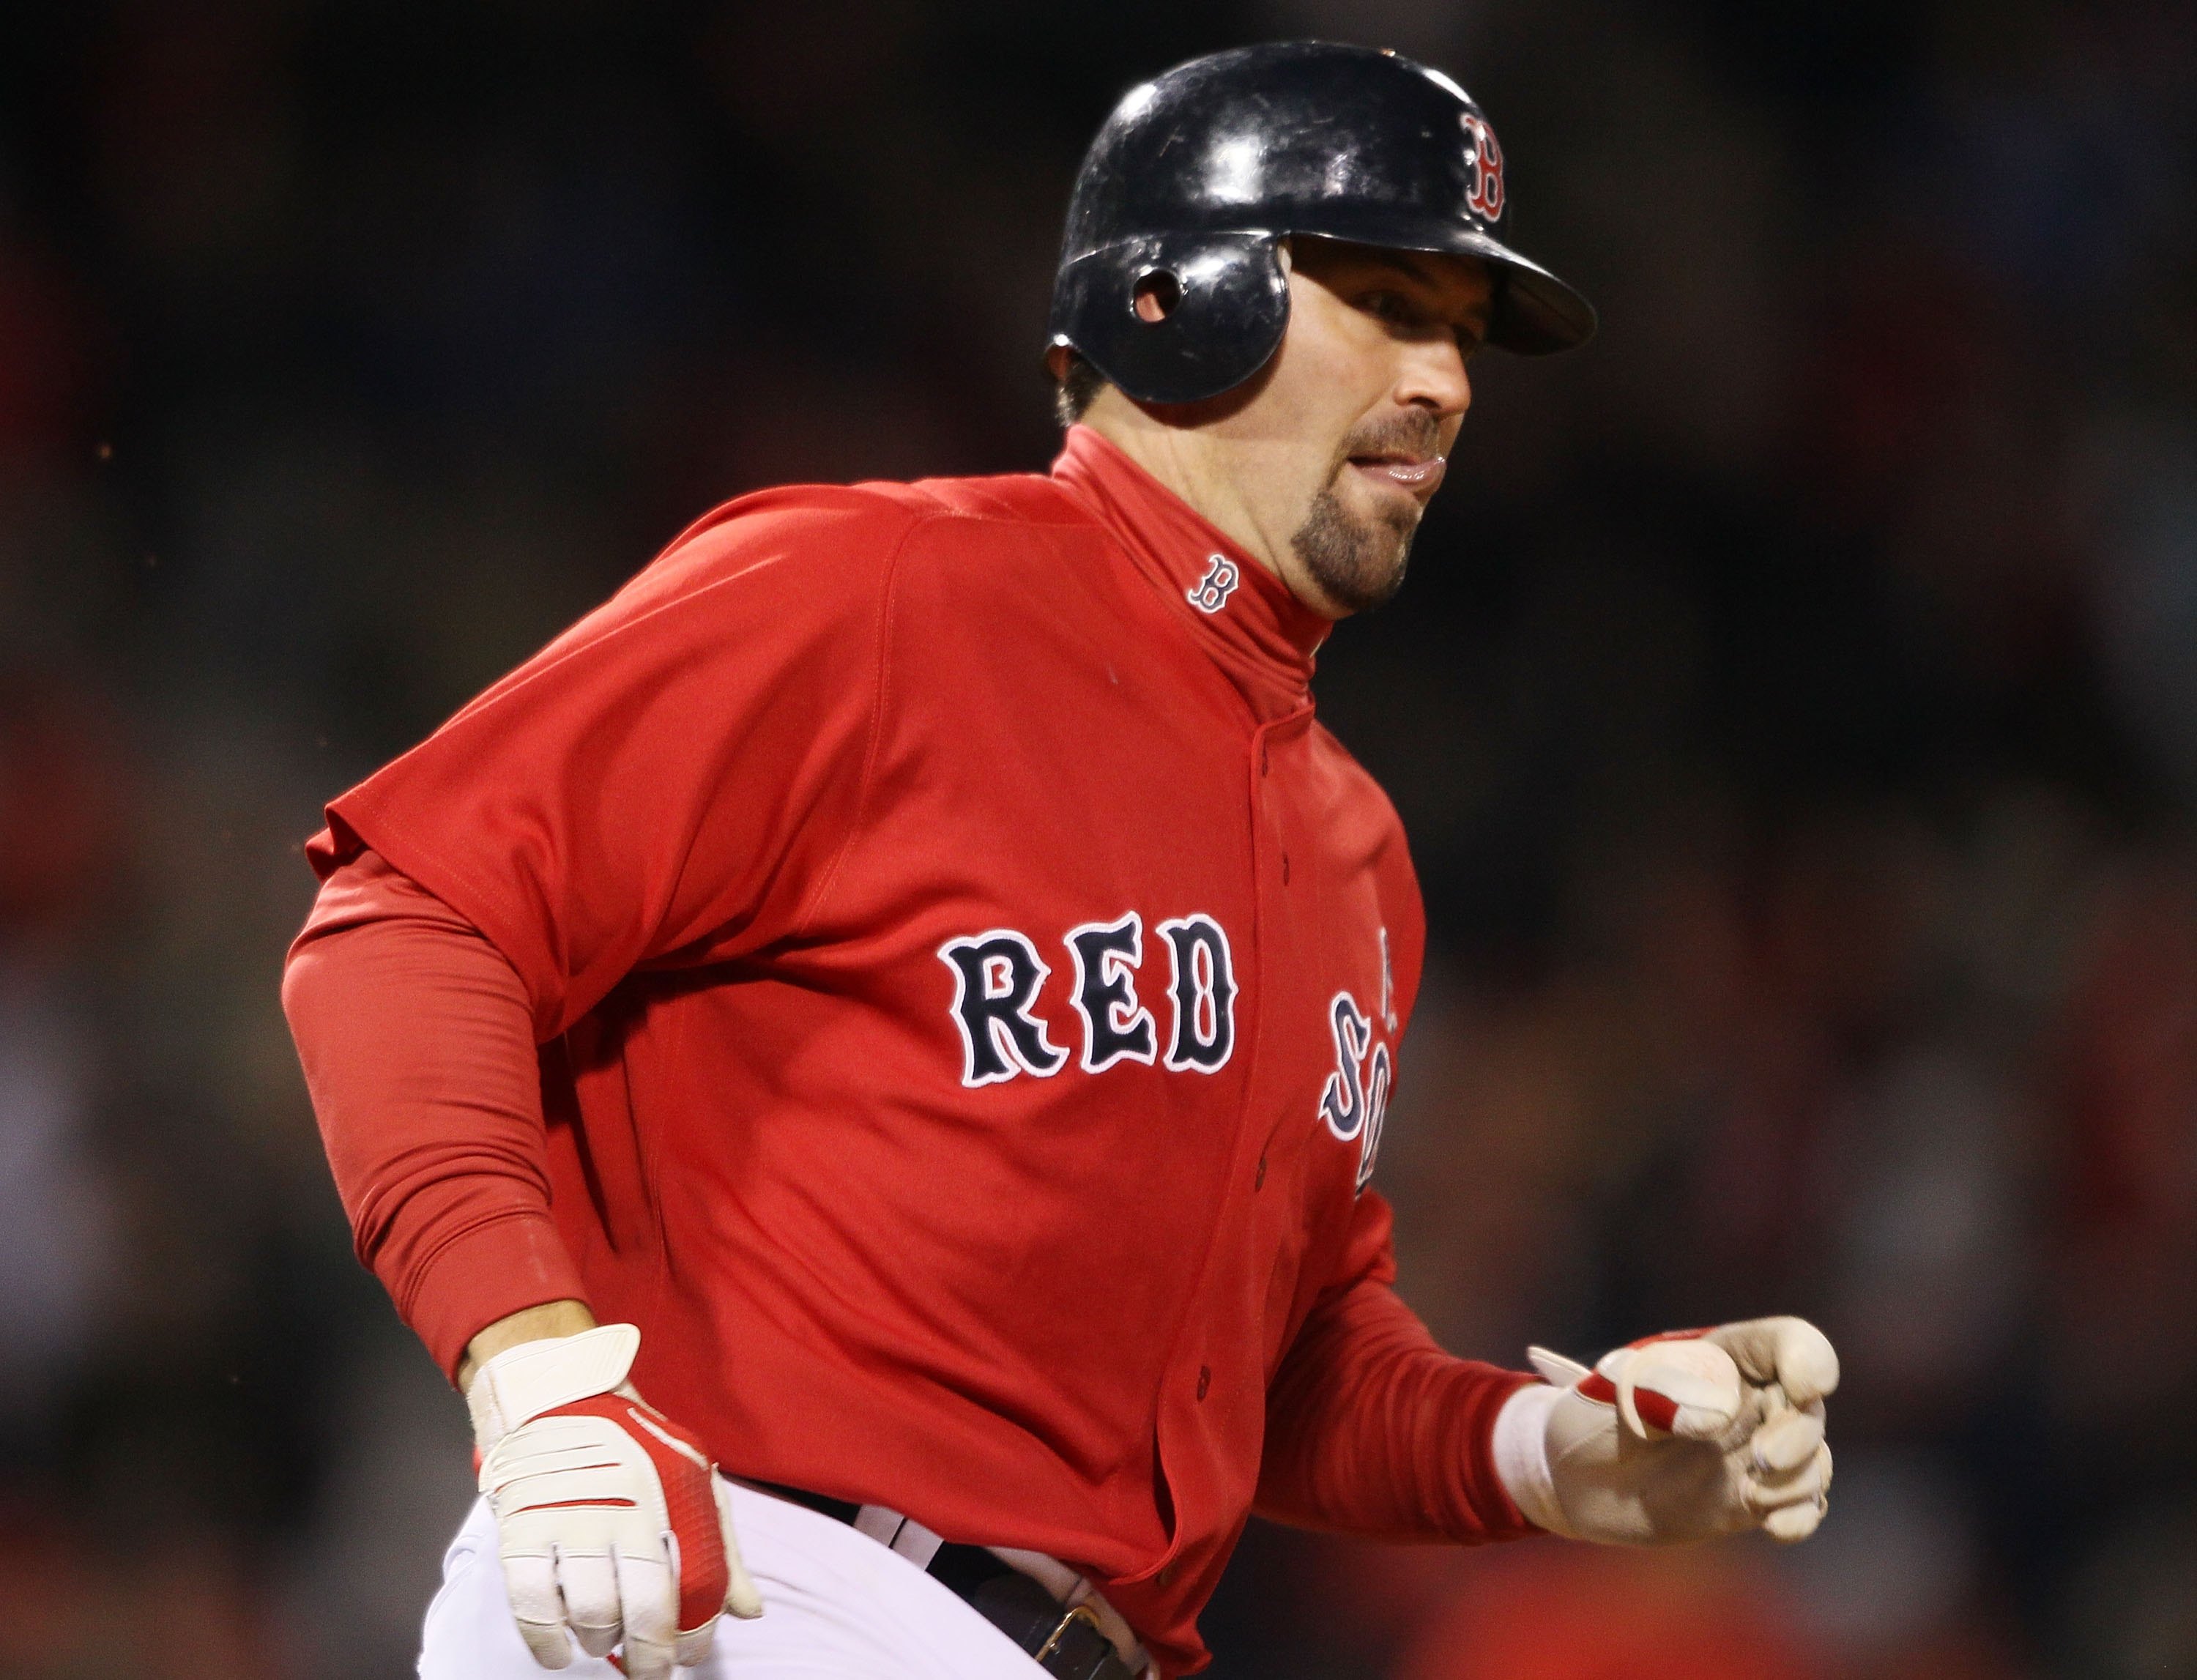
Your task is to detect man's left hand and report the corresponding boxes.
[1492,1317,1838,1546]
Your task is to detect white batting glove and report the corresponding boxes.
[466,1324,763,1677]
[1492,1317,1838,1546]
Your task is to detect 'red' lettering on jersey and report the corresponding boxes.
[304,427,1530,1673]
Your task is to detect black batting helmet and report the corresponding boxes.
[1049,42,1597,406]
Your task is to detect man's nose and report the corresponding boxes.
[1397,338,1472,420]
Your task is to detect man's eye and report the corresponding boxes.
[1364,291,1416,325]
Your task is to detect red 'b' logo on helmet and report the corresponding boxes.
[1460,114,1505,221]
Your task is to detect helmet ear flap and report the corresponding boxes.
[1049,233,1291,406]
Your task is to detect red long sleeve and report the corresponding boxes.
[282,850,587,1378]
[1256,1194,1539,1545]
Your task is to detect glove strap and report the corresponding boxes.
[1491,1380,1572,1537]
[464,1322,642,1449]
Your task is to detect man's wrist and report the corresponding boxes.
[464,1319,641,1451]
[457,1298,598,1391]
[1491,1380,1568,1536]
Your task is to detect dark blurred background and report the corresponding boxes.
[1,1,2193,1676]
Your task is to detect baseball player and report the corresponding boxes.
[283,42,1836,1680]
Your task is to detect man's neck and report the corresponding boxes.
[1077,401,1293,590]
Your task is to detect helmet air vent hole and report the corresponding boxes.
[1132,270,1182,324]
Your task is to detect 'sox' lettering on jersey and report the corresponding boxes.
[1320,989,1394,1192]
[1186,554,1240,614]
[938,931,1068,1087]
[1066,913,1159,1072]
[1319,993,1374,1139]
[1378,925,1398,1030]
[1358,1043,1391,1191]
[1159,915,1237,1071]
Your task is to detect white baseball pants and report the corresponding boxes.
[418,1479,1049,1679]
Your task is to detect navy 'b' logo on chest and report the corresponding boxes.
[1187,554,1240,614]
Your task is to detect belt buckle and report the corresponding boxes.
[1033,1601,1104,1666]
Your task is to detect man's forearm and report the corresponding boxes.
[283,850,591,1378]
[1258,1272,1536,1543]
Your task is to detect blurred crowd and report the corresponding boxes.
[1,2,2192,1676]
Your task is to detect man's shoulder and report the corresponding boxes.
[635,470,1090,602]
[897,466,1090,530]
[644,480,940,590]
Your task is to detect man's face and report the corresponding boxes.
[1207,239,1492,617]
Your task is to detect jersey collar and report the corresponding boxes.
[1050,424,1328,722]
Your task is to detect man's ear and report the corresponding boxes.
[1044,343,1074,382]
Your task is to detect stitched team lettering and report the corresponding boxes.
[1066,914,1156,1071]
[1186,554,1240,614]
[1320,989,1393,1192]
[937,929,1071,1085]
[940,913,1235,1088]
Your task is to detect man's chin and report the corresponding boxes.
[1342,549,1411,613]
[1290,477,1424,614]
[1350,503,1421,609]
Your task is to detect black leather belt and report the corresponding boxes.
[754,1482,1140,1680]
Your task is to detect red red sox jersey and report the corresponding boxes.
[301,425,1533,1673]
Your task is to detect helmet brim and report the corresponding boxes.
[1264,216,1596,354]
[1446,230,1599,356]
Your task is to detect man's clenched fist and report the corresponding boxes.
[1492,1317,1838,1547]
[466,1324,763,1677]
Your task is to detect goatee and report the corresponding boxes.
[1289,414,1440,614]
[1288,486,1420,614]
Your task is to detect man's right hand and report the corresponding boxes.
[1493,1317,1837,1547]
[465,1322,764,1678]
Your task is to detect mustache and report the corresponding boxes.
[1334,412,1445,469]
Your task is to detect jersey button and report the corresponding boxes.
[1197,1365,1211,1400]
[1281,852,1291,885]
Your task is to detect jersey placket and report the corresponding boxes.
[1242,708,1338,1375]
[1147,701,1334,1602]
